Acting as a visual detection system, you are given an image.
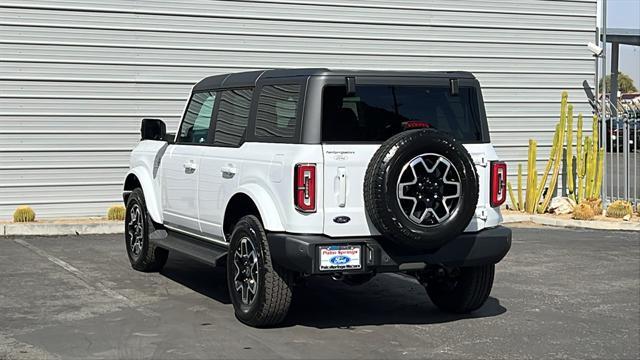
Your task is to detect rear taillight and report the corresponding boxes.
[294,163,316,212]
[490,161,507,207]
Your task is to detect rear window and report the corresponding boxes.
[254,84,301,139]
[322,85,483,142]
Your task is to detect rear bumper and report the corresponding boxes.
[267,226,512,275]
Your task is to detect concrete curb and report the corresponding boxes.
[1,215,636,236]
[503,214,640,231]
[1,221,123,236]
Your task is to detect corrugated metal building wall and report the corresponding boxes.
[0,0,596,218]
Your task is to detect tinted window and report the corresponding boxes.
[213,88,253,147]
[255,84,301,139]
[177,91,215,144]
[322,85,482,142]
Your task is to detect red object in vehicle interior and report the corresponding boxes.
[402,121,431,129]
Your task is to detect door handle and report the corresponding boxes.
[337,167,346,207]
[183,161,197,174]
[221,165,237,179]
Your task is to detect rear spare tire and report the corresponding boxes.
[364,129,479,250]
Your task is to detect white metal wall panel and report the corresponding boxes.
[0,0,596,218]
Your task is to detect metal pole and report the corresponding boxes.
[601,0,610,202]
[595,27,606,203]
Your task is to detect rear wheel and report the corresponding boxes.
[227,215,293,327]
[425,265,494,314]
[125,188,168,272]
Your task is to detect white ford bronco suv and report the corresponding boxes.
[123,69,511,327]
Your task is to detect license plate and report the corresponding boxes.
[319,245,362,271]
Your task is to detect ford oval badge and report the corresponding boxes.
[333,216,351,224]
[330,255,351,265]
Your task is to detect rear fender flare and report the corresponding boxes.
[234,184,285,232]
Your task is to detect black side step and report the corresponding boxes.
[151,229,228,267]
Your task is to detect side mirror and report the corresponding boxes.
[140,118,167,141]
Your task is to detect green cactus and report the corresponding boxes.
[540,108,567,213]
[13,206,36,223]
[606,200,633,218]
[107,205,126,221]
[517,163,523,211]
[593,147,604,199]
[525,139,538,213]
[535,122,560,211]
[507,164,524,211]
[507,181,518,211]
[584,136,593,198]
[576,113,584,202]
[516,92,604,214]
[573,202,595,220]
[566,104,575,201]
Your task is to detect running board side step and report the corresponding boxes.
[151,229,228,267]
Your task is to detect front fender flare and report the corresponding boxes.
[234,184,285,232]
[124,167,163,224]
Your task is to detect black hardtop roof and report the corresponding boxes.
[192,68,476,91]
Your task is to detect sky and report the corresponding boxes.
[603,0,640,87]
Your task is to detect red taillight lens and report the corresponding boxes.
[490,161,507,207]
[294,163,316,212]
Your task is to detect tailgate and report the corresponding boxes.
[322,143,497,237]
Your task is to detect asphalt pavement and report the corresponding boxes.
[1,226,638,359]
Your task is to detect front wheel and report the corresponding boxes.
[227,215,293,327]
[125,188,168,272]
[425,265,495,314]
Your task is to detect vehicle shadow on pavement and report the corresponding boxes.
[281,274,507,329]
[160,253,231,305]
[159,253,506,328]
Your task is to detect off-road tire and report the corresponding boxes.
[227,215,293,327]
[125,188,168,272]
[426,265,494,313]
[364,128,479,250]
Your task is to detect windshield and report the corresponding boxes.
[322,84,484,142]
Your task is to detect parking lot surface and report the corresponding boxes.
[1,226,638,359]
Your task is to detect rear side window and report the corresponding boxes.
[254,84,301,139]
[322,85,483,142]
[177,91,215,144]
[213,88,253,147]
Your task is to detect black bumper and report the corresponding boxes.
[267,226,512,275]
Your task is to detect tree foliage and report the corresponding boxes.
[599,72,638,93]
